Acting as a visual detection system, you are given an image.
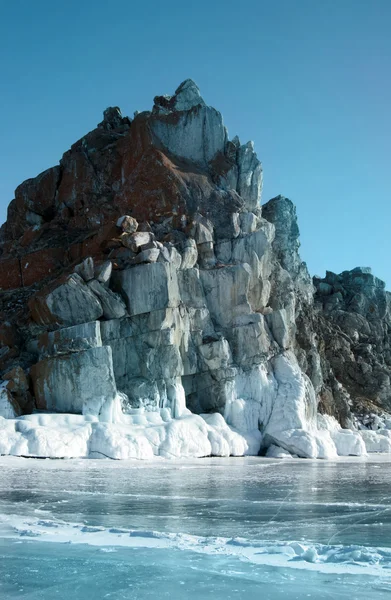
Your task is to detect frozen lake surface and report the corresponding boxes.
[1,455,391,599]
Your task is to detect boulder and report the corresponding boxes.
[28,273,103,327]
[111,262,180,316]
[31,346,117,415]
[121,231,154,252]
[88,279,127,319]
[38,321,102,358]
[116,215,139,233]
[133,247,160,264]
[94,260,112,284]
[74,257,95,282]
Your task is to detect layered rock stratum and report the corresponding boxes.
[1,79,390,459]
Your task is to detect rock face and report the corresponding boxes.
[0,79,390,460]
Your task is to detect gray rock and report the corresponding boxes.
[198,338,232,372]
[240,211,261,234]
[178,268,207,308]
[121,231,154,252]
[150,81,227,165]
[88,279,127,319]
[116,215,138,233]
[0,386,21,418]
[94,260,112,284]
[197,242,216,268]
[31,346,118,415]
[29,273,104,327]
[200,265,252,328]
[191,214,214,244]
[111,262,180,316]
[133,248,160,264]
[74,257,94,282]
[266,309,290,349]
[228,320,271,367]
[237,142,263,211]
[215,240,232,264]
[183,367,237,413]
[38,321,102,358]
[180,239,198,269]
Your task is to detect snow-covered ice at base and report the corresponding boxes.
[1,351,391,460]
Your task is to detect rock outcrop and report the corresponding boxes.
[0,80,390,460]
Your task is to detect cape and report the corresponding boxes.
[0,79,390,459]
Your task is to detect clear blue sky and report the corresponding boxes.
[0,0,390,286]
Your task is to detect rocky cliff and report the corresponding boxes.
[0,79,390,459]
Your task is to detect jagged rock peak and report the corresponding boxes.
[98,106,131,131]
[153,78,205,115]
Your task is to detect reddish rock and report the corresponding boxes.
[15,166,61,218]
[0,322,20,349]
[2,366,29,394]
[20,248,65,287]
[0,258,22,290]
[19,226,44,248]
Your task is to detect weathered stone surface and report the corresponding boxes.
[88,279,127,319]
[0,321,20,350]
[237,142,263,211]
[98,106,130,131]
[198,338,232,372]
[180,239,198,269]
[94,260,112,284]
[74,257,94,282]
[31,346,117,415]
[0,258,22,290]
[38,321,102,358]
[2,366,29,394]
[228,320,271,367]
[133,247,160,264]
[29,273,103,326]
[116,215,138,233]
[0,385,21,418]
[121,231,154,252]
[1,366,31,412]
[20,248,64,287]
[177,268,206,308]
[197,241,216,268]
[183,368,237,414]
[7,166,61,239]
[240,211,260,234]
[151,80,227,165]
[266,309,290,349]
[190,214,214,244]
[200,265,252,328]
[112,263,180,316]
